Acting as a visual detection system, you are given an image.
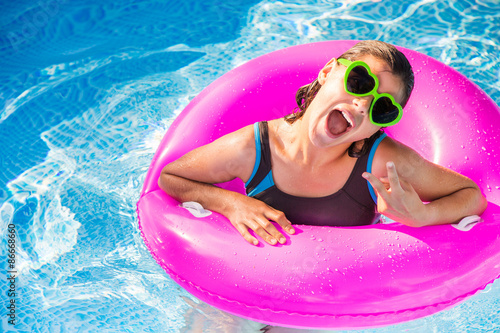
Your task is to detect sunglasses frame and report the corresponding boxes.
[337,58,403,127]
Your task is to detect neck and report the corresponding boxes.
[286,118,352,167]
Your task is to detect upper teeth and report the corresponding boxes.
[341,111,353,127]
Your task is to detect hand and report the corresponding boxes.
[225,195,295,246]
[362,161,429,227]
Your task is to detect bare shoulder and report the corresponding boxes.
[222,123,257,163]
[374,136,415,158]
[371,136,428,179]
[215,123,259,182]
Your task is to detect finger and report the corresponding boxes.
[378,177,391,190]
[386,161,404,194]
[252,224,278,245]
[254,217,284,245]
[266,208,295,236]
[362,172,390,201]
[234,223,259,246]
[246,218,279,245]
[399,177,417,193]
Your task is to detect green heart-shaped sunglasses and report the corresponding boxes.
[337,58,403,127]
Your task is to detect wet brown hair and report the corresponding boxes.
[284,40,414,157]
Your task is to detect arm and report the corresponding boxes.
[158,125,295,245]
[363,138,488,227]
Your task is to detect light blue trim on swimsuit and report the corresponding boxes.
[248,170,275,197]
[245,122,262,187]
[366,132,388,205]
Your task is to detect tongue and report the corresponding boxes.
[328,111,349,135]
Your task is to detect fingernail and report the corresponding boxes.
[288,227,295,234]
[387,161,395,168]
[279,237,286,244]
[253,240,259,246]
[270,238,277,245]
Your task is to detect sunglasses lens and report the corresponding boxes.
[347,66,375,94]
[372,97,400,124]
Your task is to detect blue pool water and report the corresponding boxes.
[1,0,500,332]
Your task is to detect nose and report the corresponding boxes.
[353,96,373,115]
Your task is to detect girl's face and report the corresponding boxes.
[305,54,405,148]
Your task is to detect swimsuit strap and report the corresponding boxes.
[245,122,273,196]
[366,132,388,204]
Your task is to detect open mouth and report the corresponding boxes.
[326,110,354,137]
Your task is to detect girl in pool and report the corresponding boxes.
[158,40,487,246]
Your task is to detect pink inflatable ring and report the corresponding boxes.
[137,41,500,330]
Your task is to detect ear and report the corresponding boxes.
[318,58,337,85]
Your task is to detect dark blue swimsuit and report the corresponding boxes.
[245,121,386,226]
